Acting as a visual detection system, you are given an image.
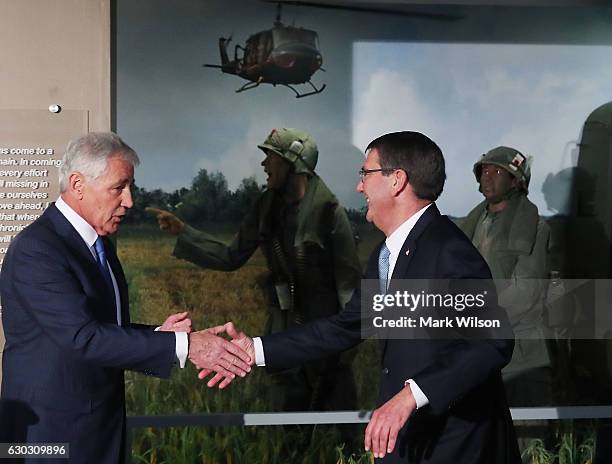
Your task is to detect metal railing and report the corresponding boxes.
[125,407,612,461]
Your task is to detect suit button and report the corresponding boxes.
[382,367,389,374]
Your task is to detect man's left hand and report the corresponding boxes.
[159,311,192,333]
[365,384,417,459]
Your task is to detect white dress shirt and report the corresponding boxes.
[380,203,432,409]
[55,197,188,368]
[254,203,434,408]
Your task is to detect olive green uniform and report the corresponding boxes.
[461,193,552,405]
[174,175,361,411]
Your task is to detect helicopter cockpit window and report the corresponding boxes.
[245,32,272,66]
[272,27,318,48]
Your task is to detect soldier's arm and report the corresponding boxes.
[173,204,261,271]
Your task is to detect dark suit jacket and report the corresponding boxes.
[262,204,520,463]
[0,204,176,464]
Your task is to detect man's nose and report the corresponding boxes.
[122,186,134,209]
[356,178,364,193]
[480,171,493,183]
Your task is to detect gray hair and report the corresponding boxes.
[58,132,140,192]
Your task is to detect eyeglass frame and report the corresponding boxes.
[358,167,404,180]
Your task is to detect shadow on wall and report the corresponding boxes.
[543,101,612,407]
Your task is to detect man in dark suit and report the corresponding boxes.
[205,131,520,463]
[0,132,251,464]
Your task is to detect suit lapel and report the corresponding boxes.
[44,204,125,325]
[45,204,97,267]
[389,203,440,283]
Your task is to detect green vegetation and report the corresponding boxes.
[128,171,264,227]
[521,421,595,464]
[128,169,368,233]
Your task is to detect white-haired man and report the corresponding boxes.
[0,132,251,464]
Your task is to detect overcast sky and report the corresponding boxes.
[352,42,612,215]
[117,0,612,215]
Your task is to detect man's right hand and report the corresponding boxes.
[145,207,185,235]
[187,329,252,383]
[198,322,255,389]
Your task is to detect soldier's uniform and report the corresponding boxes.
[173,129,361,412]
[461,147,552,406]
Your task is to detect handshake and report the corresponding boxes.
[160,312,254,389]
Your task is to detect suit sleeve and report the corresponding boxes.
[262,286,365,367]
[7,235,176,378]
[411,237,515,415]
[262,247,379,367]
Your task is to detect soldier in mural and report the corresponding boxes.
[460,146,553,406]
[149,128,360,413]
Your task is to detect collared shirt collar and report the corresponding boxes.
[385,203,432,277]
[55,196,98,251]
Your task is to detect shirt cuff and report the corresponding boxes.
[175,332,188,368]
[253,337,266,366]
[405,379,429,409]
[155,327,188,368]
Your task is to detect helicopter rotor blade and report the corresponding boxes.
[265,0,461,21]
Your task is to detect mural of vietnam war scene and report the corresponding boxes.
[110,0,612,462]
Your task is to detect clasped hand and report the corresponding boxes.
[158,312,253,389]
[189,322,255,389]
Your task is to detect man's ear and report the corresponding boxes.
[393,169,409,196]
[69,172,85,200]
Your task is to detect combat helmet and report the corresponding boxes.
[258,128,318,175]
[473,146,531,193]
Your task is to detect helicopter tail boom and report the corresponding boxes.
[219,36,231,65]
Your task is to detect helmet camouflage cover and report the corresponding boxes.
[258,128,318,175]
[473,146,531,192]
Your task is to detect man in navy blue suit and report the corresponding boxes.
[0,132,251,463]
[206,132,520,463]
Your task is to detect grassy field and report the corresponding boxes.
[118,223,596,464]
[118,223,382,463]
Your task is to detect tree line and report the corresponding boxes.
[127,168,366,227]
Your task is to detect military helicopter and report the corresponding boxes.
[204,3,325,98]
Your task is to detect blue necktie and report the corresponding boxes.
[378,243,390,294]
[94,237,120,324]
